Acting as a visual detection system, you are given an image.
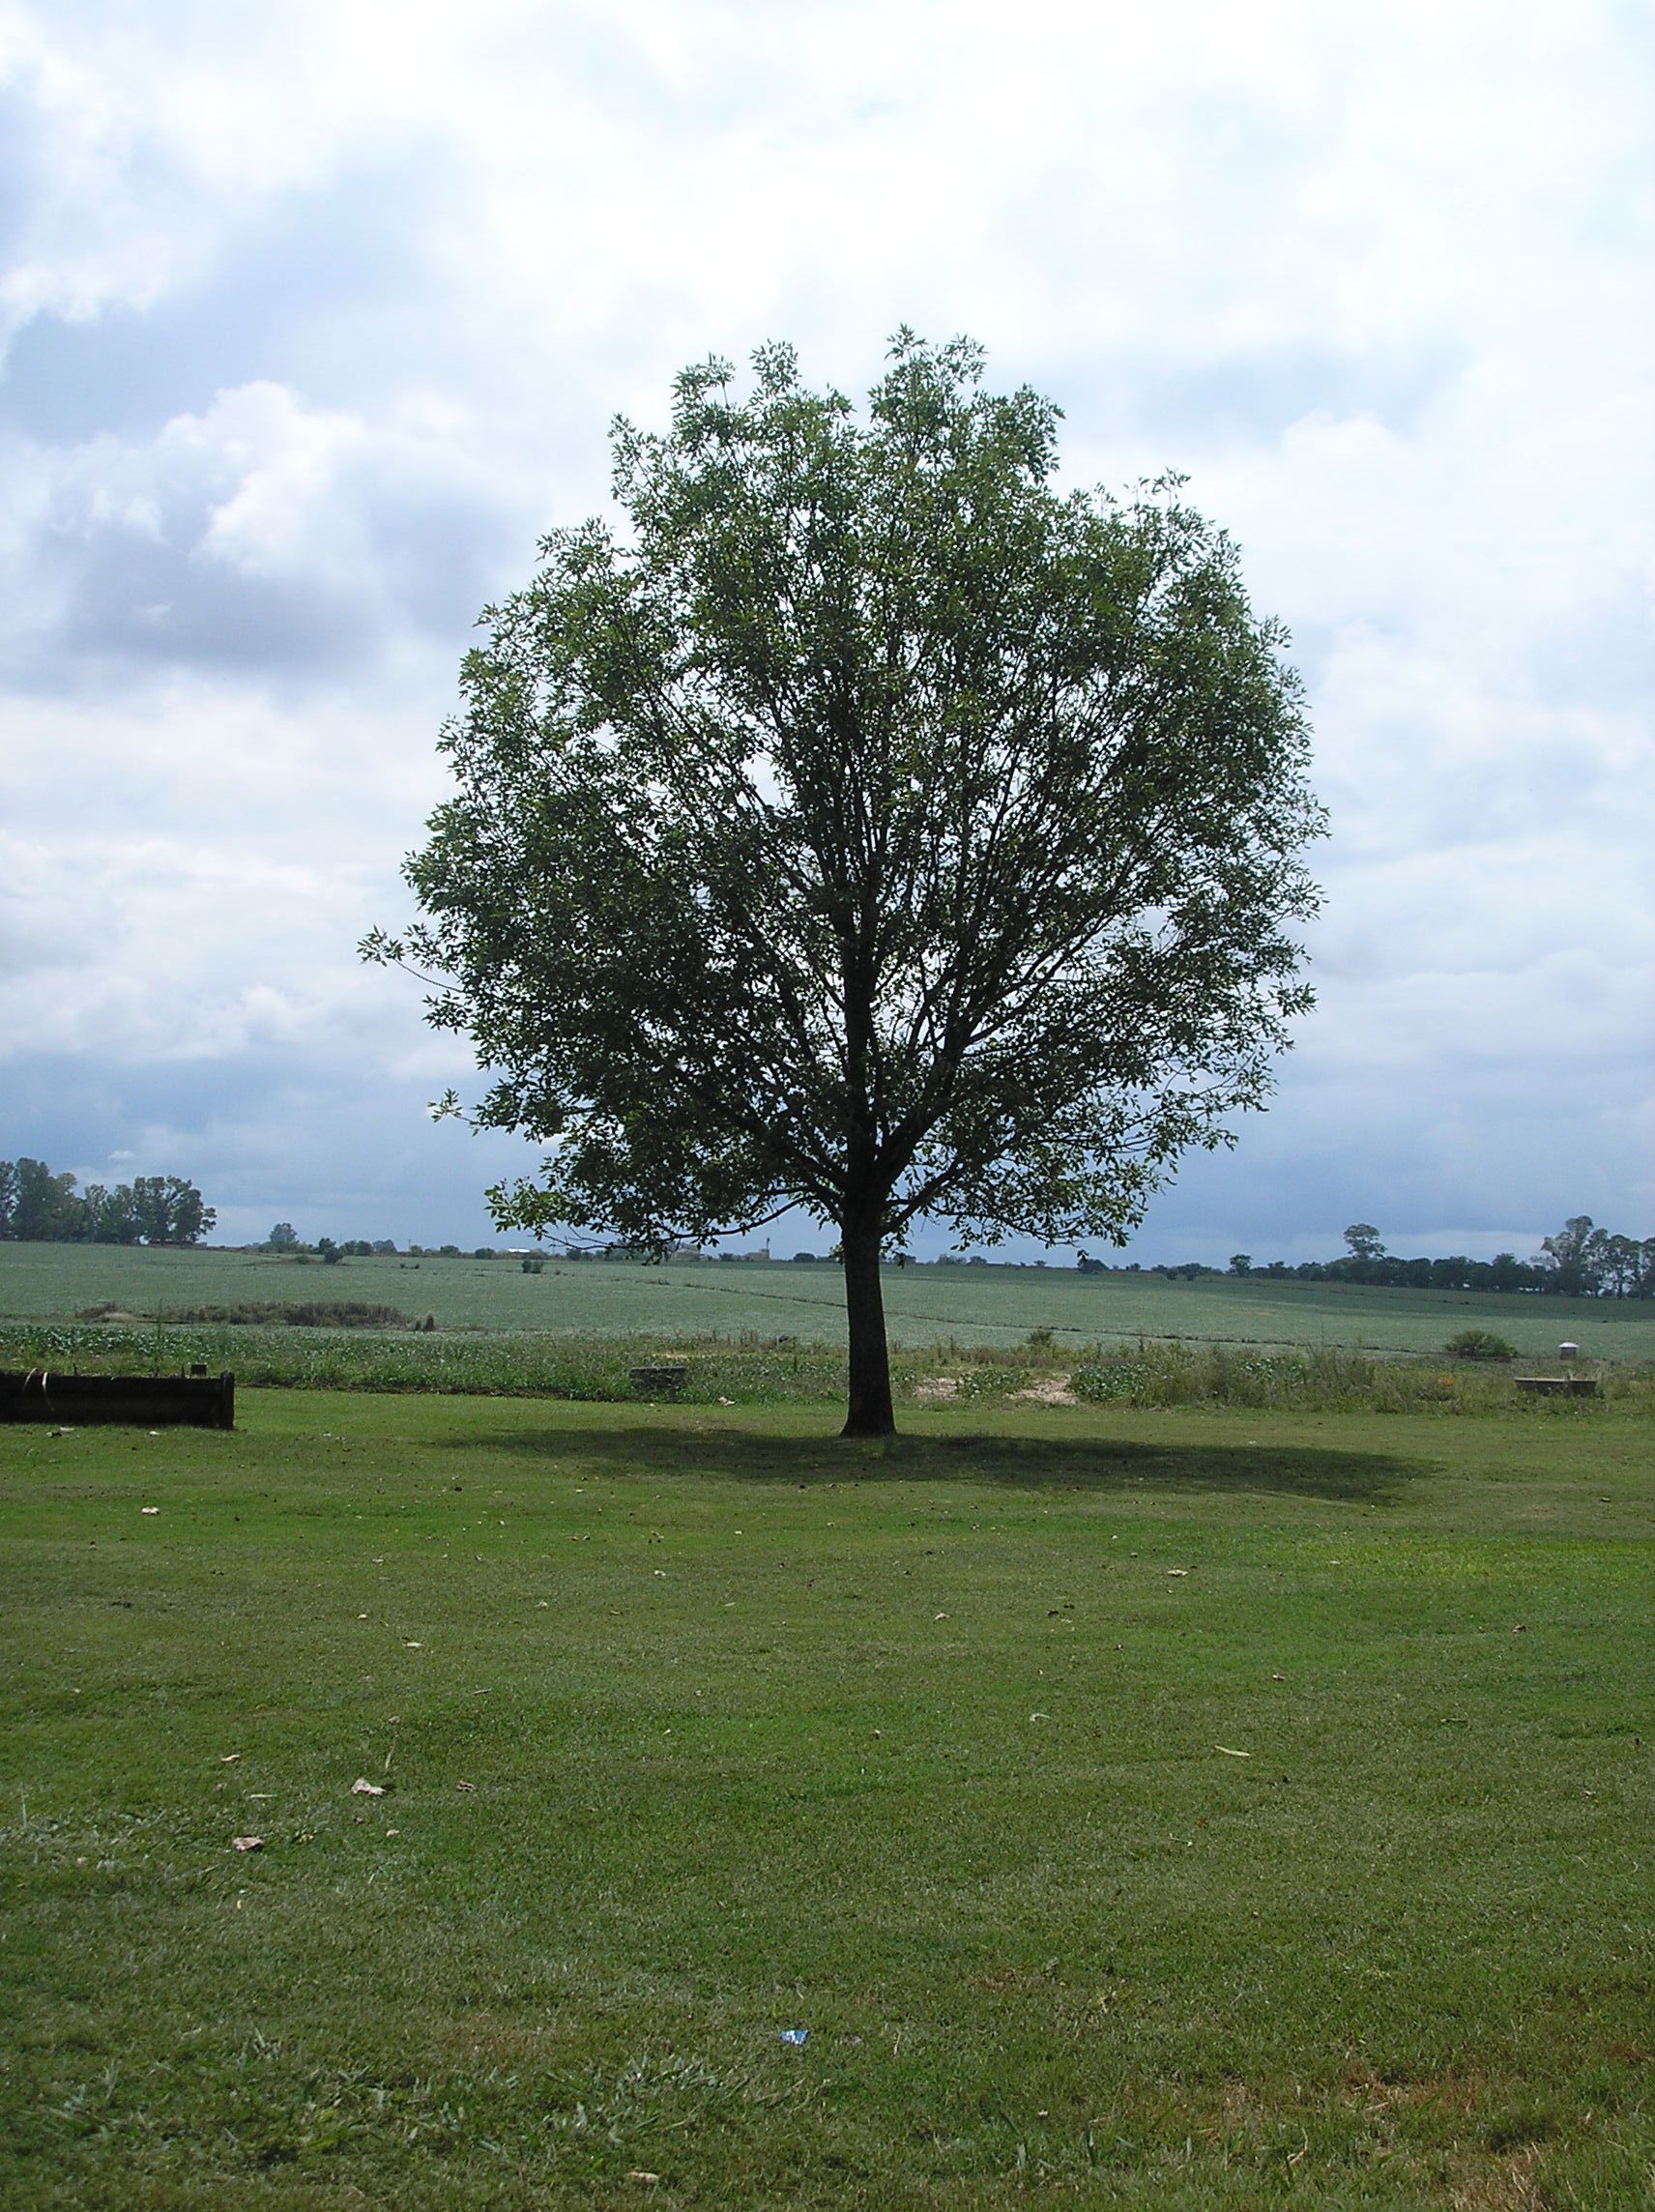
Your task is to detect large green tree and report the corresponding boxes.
[367,336,1323,1435]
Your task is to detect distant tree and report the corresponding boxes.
[1595,1232,1641,1298]
[266,1222,301,1252]
[1342,1222,1385,1263]
[12,1158,84,1241]
[369,335,1322,1435]
[78,1183,137,1243]
[1228,1253,1252,1275]
[0,1159,17,1238]
[316,1237,342,1265]
[128,1174,214,1246]
[1533,1215,1597,1296]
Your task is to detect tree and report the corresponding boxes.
[366,335,1322,1435]
[1342,1222,1385,1263]
[81,1183,142,1243]
[11,1158,84,1241]
[1228,1253,1252,1276]
[129,1173,215,1246]
[1533,1215,1598,1296]
[266,1222,300,1252]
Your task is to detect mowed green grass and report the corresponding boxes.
[5,1240,1652,1360]
[3,1393,1652,2208]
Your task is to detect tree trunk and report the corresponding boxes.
[840,1219,896,1438]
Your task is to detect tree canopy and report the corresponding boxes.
[366,335,1324,1433]
[0,1159,215,1245]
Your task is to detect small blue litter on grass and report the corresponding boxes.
[778,2028,809,2046]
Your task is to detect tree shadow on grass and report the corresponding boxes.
[478,1422,1416,1505]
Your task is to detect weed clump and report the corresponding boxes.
[160,1300,414,1329]
[1446,1327,1518,1360]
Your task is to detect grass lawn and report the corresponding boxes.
[3,1392,1652,2207]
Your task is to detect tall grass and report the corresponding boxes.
[0,1323,850,1405]
[1069,1338,1653,1412]
[3,1319,1649,1414]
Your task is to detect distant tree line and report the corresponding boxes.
[1221,1216,1654,1298]
[0,1158,215,1245]
[260,1226,499,1263]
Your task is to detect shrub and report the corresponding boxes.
[1446,1327,1518,1361]
[160,1300,412,1328]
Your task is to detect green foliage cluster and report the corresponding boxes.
[370,334,1323,1434]
[1445,1326,1519,1360]
[0,1158,213,1245]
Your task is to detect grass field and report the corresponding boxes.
[4,1389,1652,2207]
[4,1242,1652,1361]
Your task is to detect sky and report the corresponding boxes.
[1,0,1650,1264]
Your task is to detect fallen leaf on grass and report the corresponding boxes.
[626,2174,661,2187]
[455,1781,477,1792]
[231,1835,264,1851]
[351,1778,385,1796]
[141,1507,160,1516]
[1030,1712,1051,1723]
[1166,1568,1189,1577]
[220,1753,242,1764]
[403,1641,422,1648]
[1215,1746,1251,1758]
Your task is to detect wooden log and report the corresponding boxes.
[0,1370,236,1428]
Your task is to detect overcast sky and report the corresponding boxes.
[2,0,1649,1262]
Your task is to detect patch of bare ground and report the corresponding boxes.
[1012,1371,1076,1405]
[914,1376,962,1402]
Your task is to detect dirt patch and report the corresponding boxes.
[914,1376,962,1402]
[1012,1372,1077,1405]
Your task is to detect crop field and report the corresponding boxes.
[3,1387,1653,2208]
[4,1242,1653,1362]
